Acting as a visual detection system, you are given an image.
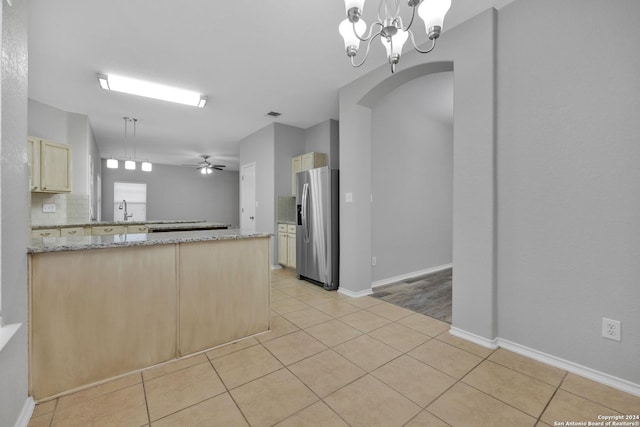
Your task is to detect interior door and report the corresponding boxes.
[240,163,256,230]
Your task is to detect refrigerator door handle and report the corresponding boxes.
[302,182,310,243]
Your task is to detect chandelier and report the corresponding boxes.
[339,0,451,73]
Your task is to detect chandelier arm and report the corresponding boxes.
[403,5,417,32]
[353,20,384,42]
[350,32,383,68]
[409,30,437,54]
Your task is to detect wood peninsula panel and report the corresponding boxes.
[30,245,176,399]
[178,237,270,355]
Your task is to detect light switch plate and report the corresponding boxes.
[43,203,56,213]
[345,192,353,203]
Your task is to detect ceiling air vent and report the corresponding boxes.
[266,111,282,118]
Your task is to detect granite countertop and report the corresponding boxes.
[32,220,208,230]
[28,229,272,254]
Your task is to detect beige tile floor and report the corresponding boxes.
[29,269,640,427]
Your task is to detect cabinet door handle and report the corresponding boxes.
[41,232,50,237]
[68,230,77,235]
[104,228,113,232]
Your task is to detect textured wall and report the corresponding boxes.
[0,0,31,425]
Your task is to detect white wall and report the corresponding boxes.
[497,0,640,385]
[371,74,453,281]
[305,119,339,169]
[101,161,239,225]
[0,0,31,426]
[239,124,277,263]
[274,123,305,199]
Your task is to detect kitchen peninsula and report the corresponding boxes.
[28,228,271,400]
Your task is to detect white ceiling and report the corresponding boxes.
[28,0,514,170]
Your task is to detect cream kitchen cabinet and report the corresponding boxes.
[126,225,149,234]
[286,225,296,269]
[91,225,126,236]
[31,228,61,238]
[277,223,297,269]
[60,227,87,237]
[291,151,327,195]
[277,224,288,266]
[27,137,72,193]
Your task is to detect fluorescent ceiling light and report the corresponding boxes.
[98,73,207,108]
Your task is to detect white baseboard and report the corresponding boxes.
[371,263,452,288]
[496,338,640,397]
[13,397,34,427]
[270,264,283,270]
[449,327,640,397]
[338,287,373,298]
[449,326,499,349]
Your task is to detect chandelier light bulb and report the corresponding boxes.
[381,29,408,61]
[339,18,366,56]
[344,0,366,15]
[418,0,452,39]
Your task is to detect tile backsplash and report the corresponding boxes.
[31,193,90,226]
[277,196,296,223]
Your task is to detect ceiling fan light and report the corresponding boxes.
[141,161,152,172]
[106,158,118,169]
[98,73,207,108]
[125,160,136,170]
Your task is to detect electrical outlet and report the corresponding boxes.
[371,256,377,266]
[42,203,56,213]
[602,318,621,342]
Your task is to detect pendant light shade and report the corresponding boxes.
[106,158,119,169]
[141,161,152,172]
[125,160,136,170]
[418,0,452,38]
[339,19,366,55]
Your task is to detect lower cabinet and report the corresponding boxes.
[60,227,87,237]
[91,225,126,235]
[277,223,297,269]
[287,225,296,269]
[31,228,60,238]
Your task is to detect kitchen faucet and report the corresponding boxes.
[121,199,133,221]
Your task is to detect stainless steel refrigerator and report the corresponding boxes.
[296,167,339,290]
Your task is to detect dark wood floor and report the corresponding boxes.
[371,267,452,323]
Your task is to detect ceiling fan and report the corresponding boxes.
[184,155,226,175]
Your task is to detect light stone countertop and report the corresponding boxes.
[31,220,208,230]
[28,228,272,254]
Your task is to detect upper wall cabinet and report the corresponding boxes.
[27,137,72,193]
[291,152,327,195]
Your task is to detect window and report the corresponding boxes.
[113,182,147,221]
